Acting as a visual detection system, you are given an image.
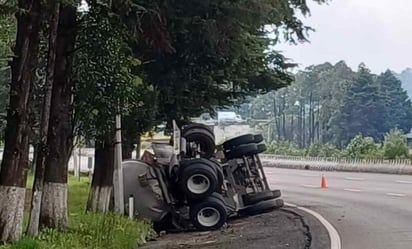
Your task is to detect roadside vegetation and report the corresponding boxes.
[266,128,410,160]
[0,176,152,249]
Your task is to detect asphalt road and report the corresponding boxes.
[264,167,412,249]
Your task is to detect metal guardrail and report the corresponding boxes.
[260,154,412,165]
[260,154,412,174]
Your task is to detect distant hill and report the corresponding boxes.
[396,68,412,100]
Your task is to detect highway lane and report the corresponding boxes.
[264,168,412,249]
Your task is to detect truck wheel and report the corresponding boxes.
[182,127,215,158]
[190,197,227,231]
[256,143,267,154]
[254,134,264,143]
[179,163,218,199]
[225,143,258,160]
[223,134,255,151]
[242,190,275,206]
[183,123,214,135]
[240,198,284,216]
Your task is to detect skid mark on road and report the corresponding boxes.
[343,188,362,192]
[386,193,406,197]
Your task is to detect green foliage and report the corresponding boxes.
[382,128,409,159]
[266,140,305,156]
[306,142,340,157]
[135,0,327,126]
[0,14,15,139]
[74,3,155,141]
[241,61,412,148]
[343,135,382,159]
[2,175,152,249]
[377,70,412,134]
[0,238,40,249]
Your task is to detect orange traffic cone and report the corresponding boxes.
[321,174,327,188]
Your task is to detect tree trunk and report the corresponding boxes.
[282,95,286,140]
[0,0,41,243]
[87,134,115,212]
[40,5,77,230]
[122,134,134,160]
[27,2,60,236]
[135,136,141,159]
[273,97,281,140]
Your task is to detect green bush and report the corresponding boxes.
[382,128,410,159]
[306,142,340,157]
[343,135,382,159]
[266,140,305,156]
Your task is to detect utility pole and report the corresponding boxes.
[113,114,124,214]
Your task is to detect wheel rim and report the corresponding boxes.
[197,207,221,227]
[187,174,210,194]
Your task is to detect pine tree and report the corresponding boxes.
[377,70,412,134]
[337,64,385,145]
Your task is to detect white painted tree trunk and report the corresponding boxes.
[87,186,113,212]
[0,186,25,242]
[40,182,68,229]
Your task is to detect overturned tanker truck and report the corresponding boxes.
[122,122,284,232]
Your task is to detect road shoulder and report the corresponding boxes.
[140,208,330,249]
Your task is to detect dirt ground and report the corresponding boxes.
[140,209,313,249]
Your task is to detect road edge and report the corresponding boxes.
[286,202,342,249]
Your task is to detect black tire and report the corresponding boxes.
[182,127,216,158]
[256,143,267,154]
[254,134,264,143]
[179,163,218,199]
[271,189,281,199]
[190,197,227,231]
[225,143,259,160]
[223,134,255,151]
[183,123,214,135]
[201,158,224,191]
[242,190,276,206]
[240,198,284,216]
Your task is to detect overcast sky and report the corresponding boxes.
[276,0,412,74]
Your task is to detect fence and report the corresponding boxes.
[260,154,412,174]
[260,154,412,165]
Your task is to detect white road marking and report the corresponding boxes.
[386,193,406,197]
[395,180,412,184]
[302,184,319,188]
[285,202,341,249]
[343,188,362,192]
[299,173,318,177]
[344,177,365,181]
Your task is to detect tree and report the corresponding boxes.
[377,70,412,134]
[0,0,42,242]
[73,3,154,211]
[27,1,61,236]
[137,0,326,127]
[332,64,385,146]
[382,129,409,159]
[40,4,78,230]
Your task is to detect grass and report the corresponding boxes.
[0,175,153,249]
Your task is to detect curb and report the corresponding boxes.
[285,203,341,249]
[261,160,412,175]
